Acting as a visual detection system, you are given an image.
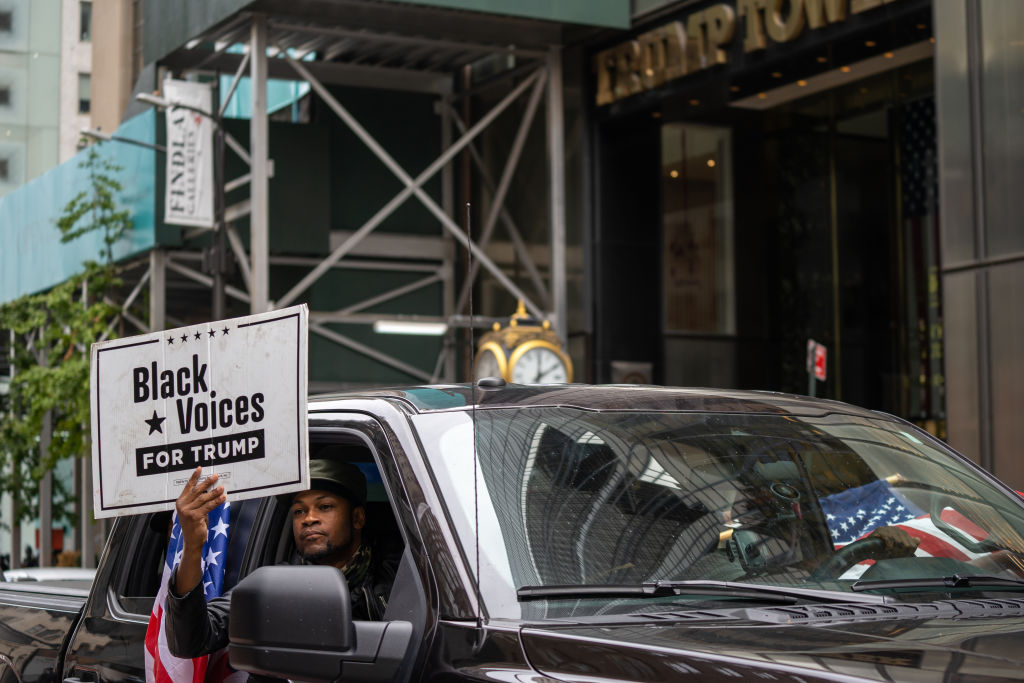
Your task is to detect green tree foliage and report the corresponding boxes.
[0,142,131,526]
[56,145,133,262]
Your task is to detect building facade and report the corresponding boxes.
[0,0,60,196]
[580,0,1023,488]
[588,0,938,413]
[0,0,94,199]
[58,0,91,161]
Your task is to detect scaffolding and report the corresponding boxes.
[134,9,572,386]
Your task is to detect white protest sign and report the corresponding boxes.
[163,78,215,229]
[90,305,309,518]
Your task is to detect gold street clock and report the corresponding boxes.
[475,301,573,384]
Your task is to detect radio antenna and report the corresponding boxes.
[467,201,483,632]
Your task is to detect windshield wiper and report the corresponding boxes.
[852,574,1024,592]
[517,580,891,605]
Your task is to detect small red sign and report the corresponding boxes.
[813,343,827,382]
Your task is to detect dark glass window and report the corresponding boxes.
[0,87,9,107]
[79,1,91,42]
[0,11,11,33]
[78,73,90,113]
[0,159,8,182]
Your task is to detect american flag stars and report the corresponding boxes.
[820,479,923,546]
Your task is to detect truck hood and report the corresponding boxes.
[519,599,1024,681]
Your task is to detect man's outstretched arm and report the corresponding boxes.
[174,466,226,593]
[164,466,229,658]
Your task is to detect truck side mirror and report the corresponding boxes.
[228,565,412,683]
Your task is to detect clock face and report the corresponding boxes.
[511,346,569,384]
[475,348,502,380]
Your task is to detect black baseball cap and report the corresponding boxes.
[306,457,367,507]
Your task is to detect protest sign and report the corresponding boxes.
[90,305,309,518]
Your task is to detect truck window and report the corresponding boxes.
[268,448,401,561]
[259,442,406,617]
[116,499,258,615]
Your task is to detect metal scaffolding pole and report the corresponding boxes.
[145,10,569,383]
[454,71,547,317]
[79,458,95,567]
[39,411,52,567]
[149,249,166,332]
[440,96,456,382]
[547,46,568,342]
[7,330,19,569]
[277,56,544,316]
[250,14,270,313]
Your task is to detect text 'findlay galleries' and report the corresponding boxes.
[132,353,265,434]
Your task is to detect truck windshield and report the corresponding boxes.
[413,407,1024,620]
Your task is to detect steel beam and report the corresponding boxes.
[218,50,251,119]
[250,14,270,313]
[122,268,150,315]
[454,70,547,317]
[7,330,19,569]
[149,249,166,332]
[227,225,253,293]
[225,132,252,166]
[39,411,52,566]
[273,254,438,273]
[332,273,443,316]
[547,46,568,342]
[268,20,547,60]
[161,50,453,95]
[278,54,543,315]
[440,95,456,382]
[309,322,432,382]
[166,259,251,304]
[447,106,549,306]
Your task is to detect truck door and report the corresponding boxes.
[226,413,433,682]
[60,499,259,683]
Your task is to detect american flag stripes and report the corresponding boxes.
[821,480,990,580]
[145,502,232,683]
[820,479,924,547]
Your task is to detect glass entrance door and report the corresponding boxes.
[661,123,736,387]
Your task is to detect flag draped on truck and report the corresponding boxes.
[821,479,990,579]
[144,503,231,683]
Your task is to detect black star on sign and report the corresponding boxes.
[180,334,188,343]
[167,336,174,345]
[208,329,216,338]
[145,410,166,435]
[222,327,229,335]
[194,331,202,341]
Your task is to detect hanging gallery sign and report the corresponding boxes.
[163,78,216,228]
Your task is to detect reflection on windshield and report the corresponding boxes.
[416,408,1024,619]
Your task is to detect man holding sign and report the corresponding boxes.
[164,456,398,660]
[90,306,396,668]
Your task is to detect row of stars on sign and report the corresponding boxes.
[167,327,232,345]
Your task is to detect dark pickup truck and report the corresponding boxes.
[6,383,1024,683]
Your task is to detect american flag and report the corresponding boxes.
[820,479,923,546]
[821,480,989,579]
[144,502,234,683]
